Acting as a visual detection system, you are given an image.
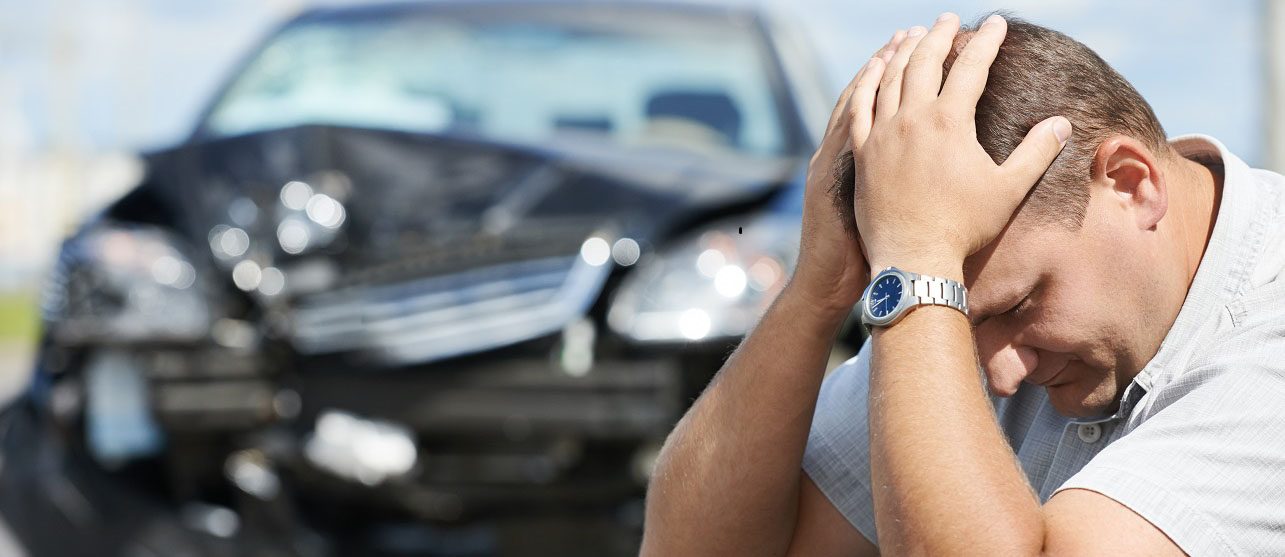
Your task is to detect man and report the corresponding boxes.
[642,12,1285,556]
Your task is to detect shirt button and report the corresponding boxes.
[1077,423,1103,444]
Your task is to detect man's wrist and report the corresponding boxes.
[779,280,856,331]
[868,256,965,284]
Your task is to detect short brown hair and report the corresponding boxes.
[831,15,1169,230]
[950,14,1169,227]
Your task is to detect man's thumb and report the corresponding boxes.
[1001,116,1071,186]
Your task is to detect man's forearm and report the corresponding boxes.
[868,303,1044,555]
[642,282,849,556]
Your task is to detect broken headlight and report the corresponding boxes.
[42,224,213,344]
[608,214,797,342]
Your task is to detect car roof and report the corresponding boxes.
[293,0,764,25]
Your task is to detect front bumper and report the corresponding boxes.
[286,345,693,520]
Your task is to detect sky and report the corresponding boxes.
[778,0,1263,164]
[0,0,1265,162]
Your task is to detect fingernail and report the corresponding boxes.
[937,12,955,23]
[1053,118,1072,144]
[908,26,925,37]
[983,14,1005,26]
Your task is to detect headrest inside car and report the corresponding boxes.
[645,91,742,147]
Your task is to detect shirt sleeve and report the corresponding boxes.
[1056,362,1285,555]
[801,339,880,547]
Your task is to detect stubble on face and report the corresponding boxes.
[970,208,1166,418]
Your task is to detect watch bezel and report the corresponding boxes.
[860,267,918,328]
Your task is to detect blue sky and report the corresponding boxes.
[0,0,1264,164]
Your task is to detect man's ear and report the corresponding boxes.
[1093,135,1167,230]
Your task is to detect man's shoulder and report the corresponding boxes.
[1250,165,1285,188]
[1190,271,1285,375]
[1142,306,1285,419]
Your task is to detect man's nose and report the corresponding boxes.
[977,338,1039,398]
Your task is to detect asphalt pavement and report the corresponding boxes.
[0,342,31,556]
[0,342,32,408]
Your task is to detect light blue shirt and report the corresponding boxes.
[803,135,1285,555]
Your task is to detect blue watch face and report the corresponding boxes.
[869,274,903,318]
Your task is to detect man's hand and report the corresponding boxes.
[791,30,908,313]
[850,14,1071,279]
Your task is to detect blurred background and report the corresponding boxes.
[0,0,1268,399]
[0,0,1269,555]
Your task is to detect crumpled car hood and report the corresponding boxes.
[141,125,795,285]
[133,125,798,364]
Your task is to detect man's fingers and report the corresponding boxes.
[825,60,872,136]
[882,29,908,63]
[824,30,906,135]
[1000,116,1072,188]
[875,25,928,122]
[847,56,886,147]
[940,14,1007,113]
[900,12,961,107]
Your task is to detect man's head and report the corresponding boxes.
[831,16,1219,417]
[955,15,1169,228]
[948,16,1219,418]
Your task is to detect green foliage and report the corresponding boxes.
[0,291,38,343]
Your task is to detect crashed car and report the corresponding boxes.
[1,1,854,555]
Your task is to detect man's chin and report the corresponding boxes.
[1045,382,1116,418]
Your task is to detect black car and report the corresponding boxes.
[1,2,853,555]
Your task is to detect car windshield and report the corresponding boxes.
[203,10,794,158]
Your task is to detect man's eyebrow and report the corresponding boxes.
[969,284,1035,328]
[965,281,1006,328]
[968,300,1002,328]
[828,150,858,240]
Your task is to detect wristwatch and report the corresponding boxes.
[859,266,969,331]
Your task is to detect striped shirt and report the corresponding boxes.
[803,135,1285,555]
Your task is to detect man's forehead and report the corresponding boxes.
[963,220,1020,286]
[963,219,1051,317]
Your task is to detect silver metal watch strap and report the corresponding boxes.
[908,272,969,316]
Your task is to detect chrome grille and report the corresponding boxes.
[290,254,609,365]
